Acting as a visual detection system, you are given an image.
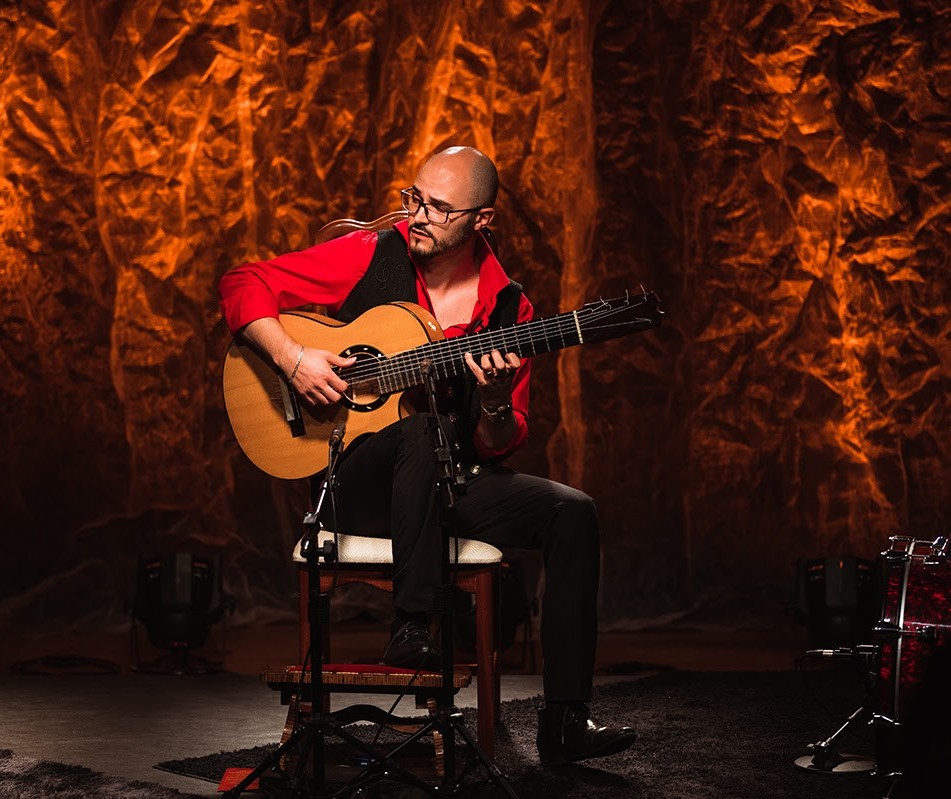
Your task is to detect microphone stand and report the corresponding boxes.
[335,365,518,796]
[793,644,878,774]
[415,363,519,795]
[223,422,436,799]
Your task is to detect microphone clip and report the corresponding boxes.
[328,420,347,452]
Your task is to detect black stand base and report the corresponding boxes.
[223,703,517,799]
[794,646,878,776]
[793,751,876,774]
[793,701,876,774]
[223,709,437,799]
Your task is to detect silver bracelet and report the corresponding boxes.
[481,401,513,423]
[287,345,305,383]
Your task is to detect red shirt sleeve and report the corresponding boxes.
[218,230,380,333]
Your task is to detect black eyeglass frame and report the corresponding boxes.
[400,188,487,225]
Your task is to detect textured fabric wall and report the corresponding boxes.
[0,1,948,631]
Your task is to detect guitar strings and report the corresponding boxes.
[332,298,653,391]
[336,312,580,385]
[335,300,651,389]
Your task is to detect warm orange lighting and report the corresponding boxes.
[0,1,947,629]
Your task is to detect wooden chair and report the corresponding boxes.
[292,211,504,756]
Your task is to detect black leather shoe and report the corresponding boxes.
[536,704,637,766]
[382,621,441,671]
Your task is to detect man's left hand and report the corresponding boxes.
[464,349,520,407]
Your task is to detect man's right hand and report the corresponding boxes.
[240,317,355,406]
[290,348,355,405]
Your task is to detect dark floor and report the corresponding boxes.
[1,617,813,796]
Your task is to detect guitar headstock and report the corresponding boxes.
[576,289,663,345]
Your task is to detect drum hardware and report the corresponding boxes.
[883,551,909,564]
[804,645,878,660]
[796,533,951,796]
[871,534,951,797]
[793,644,879,774]
[872,624,900,640]
[923,535,947,565]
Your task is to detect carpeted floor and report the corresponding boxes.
[0,749,206,799]
[151,668,901,799]
[10,666,945,798]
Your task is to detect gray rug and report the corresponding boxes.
[154,669,903,798]
[0,748,204,799]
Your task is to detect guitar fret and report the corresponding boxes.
[449,339,463,376]
[394,359,406,392]
[404,352,418,390]
[572,311,584,345]
[406,351,415,389]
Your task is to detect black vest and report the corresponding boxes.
[336,228,523,464]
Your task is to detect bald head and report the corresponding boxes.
[419,146,498,208]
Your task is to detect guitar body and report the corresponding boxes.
[222,302,444,479]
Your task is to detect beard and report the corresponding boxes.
[409,216,476,260]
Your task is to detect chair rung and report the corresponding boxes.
[262,665,472,690]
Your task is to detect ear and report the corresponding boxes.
[473,207,495,230]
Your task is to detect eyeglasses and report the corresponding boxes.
[400,189,484,225]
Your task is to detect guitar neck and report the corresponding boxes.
[340,292,660,395]
[405,312,583,385]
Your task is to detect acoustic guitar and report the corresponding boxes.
[222,290,663,479]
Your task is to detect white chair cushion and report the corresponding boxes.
[293,530,502,565]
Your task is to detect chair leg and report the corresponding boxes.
[474,566,498,757]
[493,566,502,714]
[296,562,500,756]
[298,570,309,664]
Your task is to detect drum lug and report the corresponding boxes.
[883,551,909,564]
[874,624,901,640]
[924,535,948,565]
[915,625,937,640]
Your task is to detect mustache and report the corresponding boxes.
[409,224,432,238]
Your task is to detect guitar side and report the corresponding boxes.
[222,303,443,479]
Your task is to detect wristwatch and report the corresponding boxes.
[481,402,513,423]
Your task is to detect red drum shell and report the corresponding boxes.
[874,535,951,784]
[875,536,951,722]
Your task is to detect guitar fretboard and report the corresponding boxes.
[337,294,658,396]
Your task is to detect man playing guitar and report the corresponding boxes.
[218,145,638,766]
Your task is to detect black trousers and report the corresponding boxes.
[324,413,600,704]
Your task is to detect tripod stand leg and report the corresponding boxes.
[447,713,520,799]
[222,723,311,798]
[794,699,876,773]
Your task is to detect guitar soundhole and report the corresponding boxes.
[339,345,389,412]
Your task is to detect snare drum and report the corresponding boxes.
[873,535,951,779]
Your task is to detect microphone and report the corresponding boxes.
[329,420,346,450]
[805,644,878,660]
[806,648,856,659]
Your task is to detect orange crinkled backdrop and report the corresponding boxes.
[0,1,948,629]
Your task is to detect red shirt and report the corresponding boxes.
[219,220,532,460]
